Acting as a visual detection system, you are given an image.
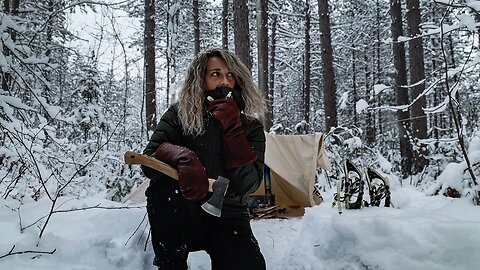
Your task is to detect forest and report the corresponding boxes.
[0,0,479,228]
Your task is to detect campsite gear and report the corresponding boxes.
[332,160,392,213]
[365,167,391,207]
[207,96,257,169]
[248,165,280,218]
[124,151,229,217]
[155,142,208,201]
[333,160,365,214]
[250,132,331,217]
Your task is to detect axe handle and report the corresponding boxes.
[124,151,215,192]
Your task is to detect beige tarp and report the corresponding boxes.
[125,132,331,210]
[251,132,331,215]
[126,179,149,204]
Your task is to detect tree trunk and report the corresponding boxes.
[390,0,413,177]
[3,0,9,12]
[349,6,358,127]
[2,0,19,92]
[352,44,358,126]
[222,0,228,49]
[477,13,480,46]
[364,50,375,144]
[303,1,311,126]
[43,0,54,110]
[256,0,270,130]
[193,0,200,55]
[233,0,251,71]
[144,0,157,132]
[269,15,277,129]
[406,0,428,173]
[317,0,337,131]
[375,0,382,137]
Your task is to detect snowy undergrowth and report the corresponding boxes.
[1,184,480,270]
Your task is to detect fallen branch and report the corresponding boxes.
[0,245,56,260]
[21,204,144,233]
[51,204,144,214]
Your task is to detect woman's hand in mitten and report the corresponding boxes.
[155,143,209,201]
[208,98,257,169]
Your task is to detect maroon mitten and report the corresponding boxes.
[155,142,208,201]
[208,98,257,168]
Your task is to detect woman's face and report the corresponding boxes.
[204,56,236,91]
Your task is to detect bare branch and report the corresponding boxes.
[27,0,132,46]
[0,245,56,260]
[439,4,478,188]
[51,204,144,214]
[124,212,148,246]
[37,119,126,240]
[19,203,143,233]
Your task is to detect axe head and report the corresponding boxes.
[201,176,229,217]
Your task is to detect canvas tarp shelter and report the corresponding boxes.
[125,132,331,213]
[251,132,331,216]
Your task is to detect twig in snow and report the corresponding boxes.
[0,245,56,260]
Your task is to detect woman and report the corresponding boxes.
[142,48,267,270]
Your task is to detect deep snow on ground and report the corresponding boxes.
[1,183,480,270]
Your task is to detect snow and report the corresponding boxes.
[356,99,369,114]
[373,84,390,95]
[468,131,480,156]
[1,1,480,269]
[466,0,480,11]
[339,91,349,110]
[376,152,393,173]
[343,136,362,150]
[2,185,479,270]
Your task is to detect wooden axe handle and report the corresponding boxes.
[124,151,215,192]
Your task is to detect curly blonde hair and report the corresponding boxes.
[177,48,266,136]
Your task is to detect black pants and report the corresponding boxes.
[146,178,266,270]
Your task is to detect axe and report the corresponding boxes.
[124,151,229,217]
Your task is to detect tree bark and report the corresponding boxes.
[256,0,271,130]
[390,0,413,177]
[2,0,19,92]
[269,15,277,130]
[233,0,251,71]
[352,44,358,126]
[193,0,200,55]
[317,0,337,131]
[144,0,157,132]
[303,1,311,126]
[406,0,428,173]
[375,0,382,137]
[364,50,375,144]
[222,0,228,49]
[3,0,9,12]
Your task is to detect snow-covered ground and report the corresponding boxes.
[1,184,479,270]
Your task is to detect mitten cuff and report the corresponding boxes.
[223,131,257,169]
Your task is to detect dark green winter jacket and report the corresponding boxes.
[142,104,265,220]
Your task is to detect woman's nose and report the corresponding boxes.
[220,75,231,87]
